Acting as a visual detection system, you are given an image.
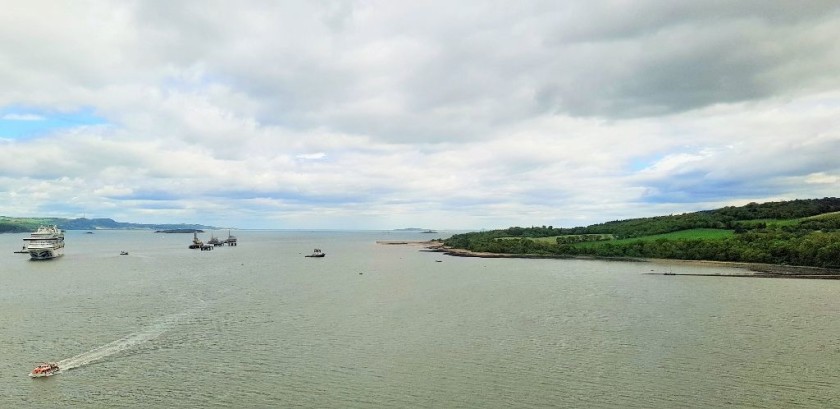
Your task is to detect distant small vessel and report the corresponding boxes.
[24,225,65,260]
[207,233,223,246]
[156,229,203,233]
[305,248,326,258]
[29,362,60,378]
[422,230,438,234]
[120,251,129,255]
[85,231,94,234]
[225,230,238,246]
[189,232,203,249]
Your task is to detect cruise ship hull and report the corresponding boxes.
[29,248,63,260]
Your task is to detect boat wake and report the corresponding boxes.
[55,308,200,373]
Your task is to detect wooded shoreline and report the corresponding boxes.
[439,198,840,271]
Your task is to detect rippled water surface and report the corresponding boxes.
[2,230,839,407]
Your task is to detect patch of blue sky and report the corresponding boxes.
[628,153,667,172]
[37,202,86,216]
[129,201,185,210]
[441,197,503,209]
[0,106,108,139]
[640,178,775,204]
[107,190,183,201]
[219,189,366,205]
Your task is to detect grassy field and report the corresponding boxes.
[804,211,840,220]
[571,228,734,248]
[498,234,614,244]
[735,218,800,227]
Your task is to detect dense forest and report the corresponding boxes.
[444,198,840,268]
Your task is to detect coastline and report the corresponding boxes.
[644,258,840,279]
[379,241,840,279]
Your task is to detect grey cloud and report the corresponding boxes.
[2,1,839,229]
[12,0,831,140]
[298,1,840,135]
[634,136,840,205]
[551,1,838,43]
[536,2,840,117]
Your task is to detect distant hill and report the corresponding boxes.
[0,216,218,233]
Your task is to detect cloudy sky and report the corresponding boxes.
[1,1,839,229]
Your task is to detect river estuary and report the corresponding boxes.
[2,230,838,407]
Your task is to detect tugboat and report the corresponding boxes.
[305,248,326,258]
[29,362,60,378]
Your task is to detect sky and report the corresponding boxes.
[1,1,839,230]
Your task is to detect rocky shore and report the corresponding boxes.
[645,258,840,279]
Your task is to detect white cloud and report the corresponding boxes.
[296,152,327,160]
[0,1,838,229]
[2,113,45,121]
[804,172,840,185]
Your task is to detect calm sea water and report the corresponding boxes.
[1,230,838,408]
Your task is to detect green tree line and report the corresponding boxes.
[444,198,840,268]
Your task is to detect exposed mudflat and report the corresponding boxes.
[416,245,840,279]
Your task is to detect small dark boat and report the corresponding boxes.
[120,251,129,255]
[305,249,326,258]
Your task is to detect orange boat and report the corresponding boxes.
[30,362,60,378]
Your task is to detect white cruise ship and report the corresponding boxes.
[23,225,65,260]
